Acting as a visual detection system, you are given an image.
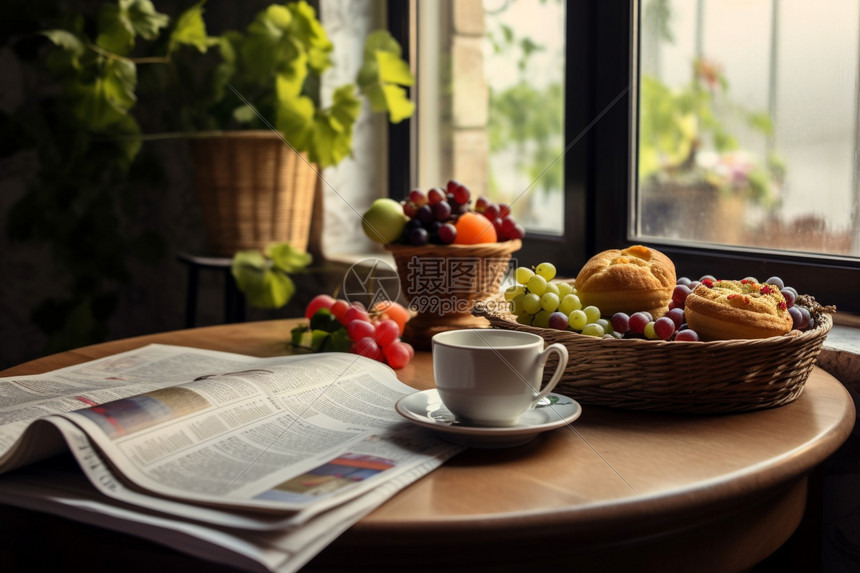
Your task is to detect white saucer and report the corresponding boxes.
[395,390,582,448]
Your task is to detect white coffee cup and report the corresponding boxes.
[431,329,569,427]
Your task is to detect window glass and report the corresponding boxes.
[415,0,565,234]
[638,0,860,257]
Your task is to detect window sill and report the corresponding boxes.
[820,317,860,387]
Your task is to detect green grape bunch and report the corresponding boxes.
[505,262,610,338]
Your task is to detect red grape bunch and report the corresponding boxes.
[292,295,415,369]
[400,179,525,246]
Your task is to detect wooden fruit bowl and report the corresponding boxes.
[386,239,521,350]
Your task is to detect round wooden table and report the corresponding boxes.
[0,320,855,572]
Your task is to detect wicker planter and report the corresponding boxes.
[473,297,833,414]
[386,239,522,350]
[189,131,317,256]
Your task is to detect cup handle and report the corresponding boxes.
[531,343,569,406]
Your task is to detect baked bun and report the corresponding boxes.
[684,279,793,340]
[574,245,676,317]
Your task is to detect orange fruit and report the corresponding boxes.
[454,212,497,244]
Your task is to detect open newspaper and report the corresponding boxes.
[0,344,463,572]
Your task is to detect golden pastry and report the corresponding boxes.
[684,279,793,340]
[574,245,676,317]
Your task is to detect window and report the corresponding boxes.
[630,0,860,314]
[393,0,859,314]
[638,0,859,257]
[401,0,565,234]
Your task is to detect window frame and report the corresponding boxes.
[391,0,860,315]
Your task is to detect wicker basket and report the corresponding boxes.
[387,239,522,350]
[189,131,317,256]
[472,298,833,414]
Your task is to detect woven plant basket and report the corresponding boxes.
[386,239,522,350]
[472,296,833,414]
[189,131,317,256]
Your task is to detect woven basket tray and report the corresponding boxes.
[473,297,833,414]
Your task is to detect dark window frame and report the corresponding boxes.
[390,0,859,314]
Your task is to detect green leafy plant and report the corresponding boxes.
[231,242,311,309]
[3,0,414,353]
[166,1,414,168]
[39,0,414,168]
[639,57,784,205]
[3,0,201,353]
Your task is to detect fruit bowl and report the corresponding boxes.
[472,295,833,414]
[388,239,521,350]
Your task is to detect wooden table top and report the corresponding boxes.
[1,319,855,572]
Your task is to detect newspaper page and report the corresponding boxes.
[0,344,463,571]
[0,416,450,572]
[0,343,305,461]
[0,344,462,517]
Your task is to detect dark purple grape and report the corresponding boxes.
[675,329,700,342]
[666,307,685,328]
[765,276,785,289]
[796,306,811,329]
[484,203,500,222]
[780,288,796,309]
[409,227,429,246]
[452,184,470,205]
[432,200,452,221]
[548,312,569,330]
[416,204,435,225]
[654,317,676,340]
[672,284,692,307]
[699,274,716,282]
[402,218,422,242]
[676,277,692,286]
[629,312,650,335]
[437,223,457,244]
[611,312,630,335]
[788,306,811,330]
[788,307,801,329]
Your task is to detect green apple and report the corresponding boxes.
[362,198,408,244]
